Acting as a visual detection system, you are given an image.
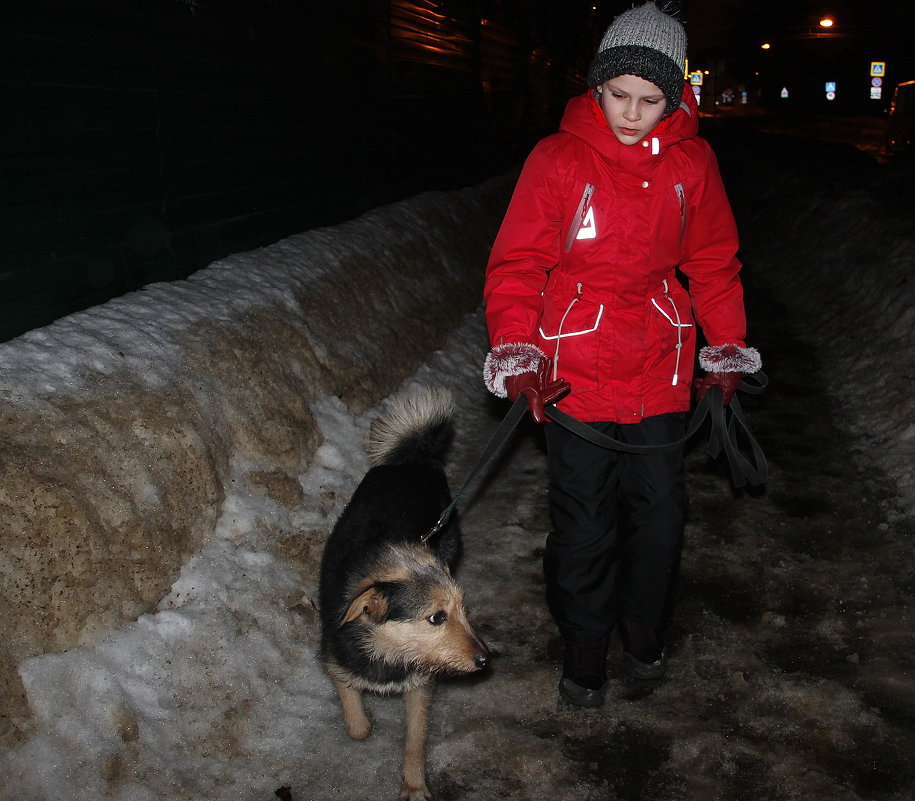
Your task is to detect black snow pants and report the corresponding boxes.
[542,412,687,645]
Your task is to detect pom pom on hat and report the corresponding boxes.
[588,1,687,115]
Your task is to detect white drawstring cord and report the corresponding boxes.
[650,279,689,386]
[663,278,684,386]
[549,279,687,388]
[551,283,583,381]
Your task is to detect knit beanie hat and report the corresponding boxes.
[587,2,687,115]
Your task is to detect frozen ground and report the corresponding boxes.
[1,118,913,800]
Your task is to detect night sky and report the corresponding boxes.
[676,0,915,108]
[685,0,915,73]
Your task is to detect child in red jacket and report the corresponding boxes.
[482,1,760,707]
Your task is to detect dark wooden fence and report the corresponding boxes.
[1,0,602,342]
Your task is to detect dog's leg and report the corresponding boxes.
[399,680,433,801]
[331,675,373,740]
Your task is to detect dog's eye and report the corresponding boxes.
[428,611,448,626]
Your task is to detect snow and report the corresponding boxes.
[3,319,495,801]
[1,117,914,800]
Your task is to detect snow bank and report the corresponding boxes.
[734,139,915,516]
[0,176,512,736]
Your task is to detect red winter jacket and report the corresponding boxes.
[484,85,747,423]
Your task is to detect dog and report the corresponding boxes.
[318,387,490,801]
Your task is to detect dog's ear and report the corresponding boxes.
[339,584,390,626]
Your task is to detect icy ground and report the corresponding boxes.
[1,118,914,800]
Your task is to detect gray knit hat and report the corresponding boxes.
[588,2,687,115]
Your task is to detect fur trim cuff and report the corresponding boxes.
[699,344,762,374]
[484,342,544,397]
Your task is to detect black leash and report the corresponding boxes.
[423,371,768,542]
[545,371,769,488]
[421,393,530,543]
[703,372,769,488]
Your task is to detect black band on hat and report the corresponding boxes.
[588,45,684,115]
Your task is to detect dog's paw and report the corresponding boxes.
[344,709,373,741]
[398,781,431,801]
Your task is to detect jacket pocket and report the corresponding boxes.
[646,279,694,387]
[537,283,603,390]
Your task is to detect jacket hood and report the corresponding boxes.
[559,81,699,163]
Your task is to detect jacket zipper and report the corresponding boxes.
[674,183,687,238]
[564,183,595,253]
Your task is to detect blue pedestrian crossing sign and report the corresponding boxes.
[871,62,886,77]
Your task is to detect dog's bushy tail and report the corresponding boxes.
[367,387,455,467]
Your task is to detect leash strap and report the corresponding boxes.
[424,371,768,542]
[544,371,768,488]
[705,374,768,488]
[422,394,529,543]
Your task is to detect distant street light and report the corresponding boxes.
[799,16,840,39]
[761,42,771,50]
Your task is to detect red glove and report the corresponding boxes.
[503,357,571,423]
[696,344,762,405]
[694,371,744,406]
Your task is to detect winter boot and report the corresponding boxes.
[619,618,666,680]
[558,636,609,707]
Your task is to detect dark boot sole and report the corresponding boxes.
[558,678,607,708]
[623,650,666,680]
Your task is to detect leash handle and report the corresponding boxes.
[706,392,768,488]
[738,370,768,396]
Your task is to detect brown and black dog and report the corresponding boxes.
[318,387,490,801]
